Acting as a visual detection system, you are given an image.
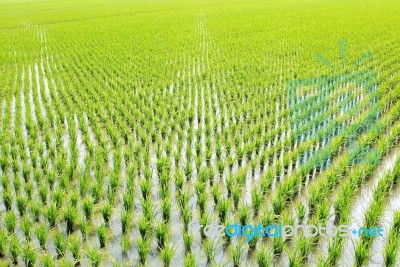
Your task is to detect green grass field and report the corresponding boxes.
[0,0,400,266]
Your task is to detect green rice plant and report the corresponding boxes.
[137,237,150,264]
[182,207,192,230]
[175,171,185,191]
[183,252,196,267]
[13,176,21,192]
[296,237,311,262]
[64,205,78,234]
[211,184,221,205]
[288,250,302,267]
[16,195,28,215]
[217,197,230,224]
[272,196,285,215]
[161,196,171,222]
[354,241,368,267]
[91,183,102,203]
[5,211,16,233]
[121,210,131,234]
[232,185,241,209]
[156,222,168,249]
[21,215,31,241]
[138,216,151,240]
[30,201,41,222]
[58,258,75,267]
[296,203,306,223]
[22,243,36,267]
[9,236,19,265]
[199,213,211,239]
[69,236,80,263]
[272,237,284,256]
[53,231,67,258]
[0,230,6,257]
[325,238,342,265]
[121,234,132,255]
[96,224,108,248]
[122,192,134,212]
[140,178,151,200]
[248,234,260,251]
[101,202,112,225]
[183,231,193,252]
[251,187,262,216]
[383,233,398,267]
[232,242,245,267]
[177,190,189,210]
[39,184,48,204]
[52,187,65,208]
[80,217,88,240]
[256,247,272,267]
[197,191,207,213]
[36,223,48,249]
[24,181,34,199]
[392,211,400,233]
[261,209,274,227]
[160,243,175,267]
[238,204,251,226]
[82,196,94,220]
[141,198,154,221]
[86,246,101,267]
[204,239,217,263]
[40,253,55,267]
[45,203,58,228]
[3,190,12,211]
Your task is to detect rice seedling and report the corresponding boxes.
[183,231,193,252]
[5,211,16,234]
[204,239,217,263]
[137,237,150,265]
[272,237,284,256]
[160,243,175,267]
[238,204,251,226]
[383,233,398,267]
[251,187,262,215]
[64,205,78,234]
[16,195,28,215]
[45,204,58,228]
[82,196,94,220]
[86,246,101,267]
[9,236,19,265]
[101,202,112,226]
[96,224,108,248]
[121,234,132,255]
[161,196,172,222]
[80,217,88,240]
[354,241,368,267]
[0,230,6,257]
[22,243,37,267]
[69,236,81,263]
[53,231,67,258]
[256,247,272,267]
[248,234,260,251]
[217,197,230,223]
[232,242,245,267]
[184,252,196,267]
[21,215,31,241]
[41,253,56,267]
[156,222,168,249]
